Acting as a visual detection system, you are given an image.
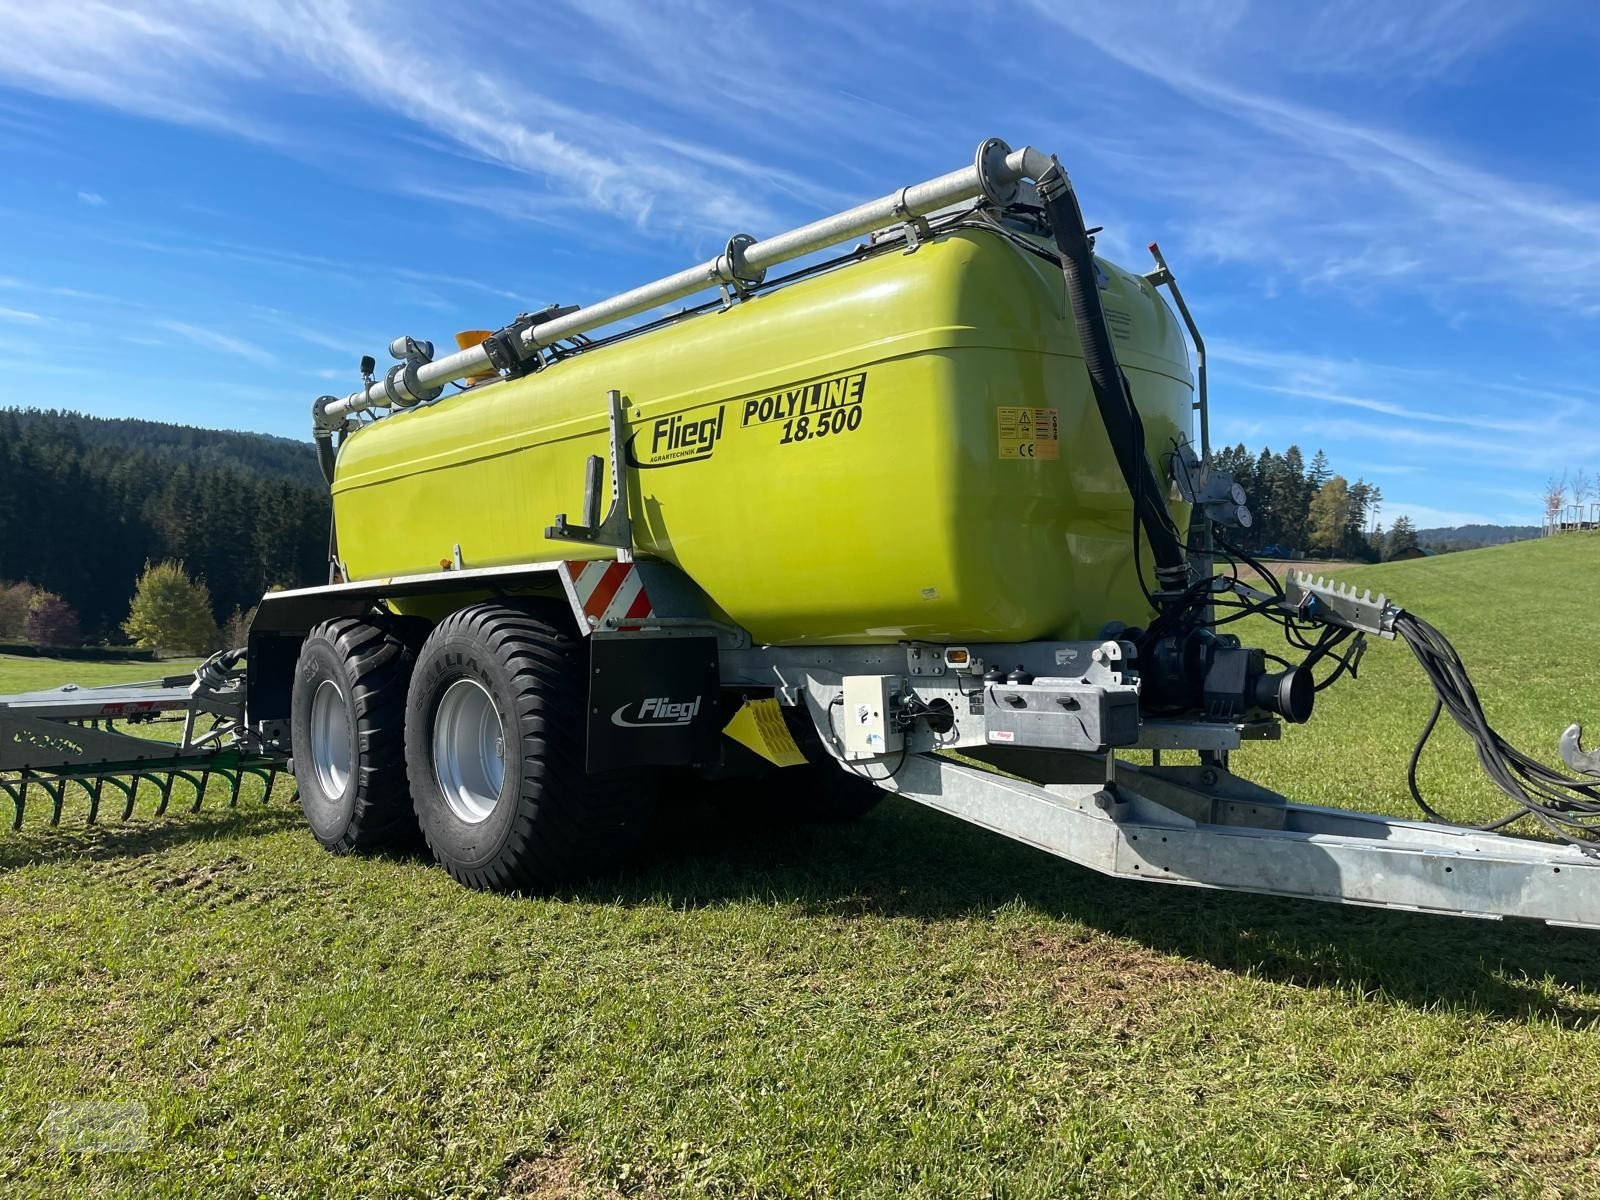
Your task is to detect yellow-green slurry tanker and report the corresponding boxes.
[7,138,1600,930]
[328,222,1193,646]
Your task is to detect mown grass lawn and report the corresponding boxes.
[2,535,1599,1198]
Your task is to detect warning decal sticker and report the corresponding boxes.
[996,407,1060,460]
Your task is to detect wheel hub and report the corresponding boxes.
[308,678,354,798]
[433,679,507,824]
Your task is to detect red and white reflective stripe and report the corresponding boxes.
[561,559,653,628]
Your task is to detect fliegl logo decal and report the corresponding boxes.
[625,406,725,468]
[611,695,704,728]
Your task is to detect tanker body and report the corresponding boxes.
[330,225,1193,645]
[17,138,1590,931]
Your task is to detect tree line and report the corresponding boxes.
[0,408,329,644]
[1209,444,1415,561]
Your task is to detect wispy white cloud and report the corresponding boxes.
[1211,340,1600,410]
[1206,335,1600,521]
[155,319,274,366]
[0,272,136,307]
[76,190,105,206]
[1028,1,1600,316]
[1294,415,1600,474]
[1288,2,1522,80]
[251,310,381,356]
[0,1,820,238]
[0,305,45,323]
[1249,383,1545,436]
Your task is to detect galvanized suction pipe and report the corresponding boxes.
[317,138,1055,428]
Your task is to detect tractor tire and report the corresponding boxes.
[289,617,417,852]
[404,602,657,892]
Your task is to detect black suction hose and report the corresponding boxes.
[314,428,338,486]
[312,397,342,581]
[1036,161,1186,589]
[312,396,341,486]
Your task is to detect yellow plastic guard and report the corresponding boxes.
[723,698,808,767]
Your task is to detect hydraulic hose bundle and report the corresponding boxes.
[1396,611,1600,850]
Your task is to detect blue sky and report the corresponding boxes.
[1,0,1597,529]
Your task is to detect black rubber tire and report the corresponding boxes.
[404,602,657,892]
[289,617,416,852]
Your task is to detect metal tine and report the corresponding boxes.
[4,778,22,831]
[14,773,33,826]
[0,758,286,829]
[190,768,213,813]
[123,776,140,820]
[100,773,136,823]
[154,771,176,817]
[139,772,171,818]
[42,774,66,826]
[173,770,206,812]
[240,765,270,803]
[20,771,60,826]
[128,774,162,820]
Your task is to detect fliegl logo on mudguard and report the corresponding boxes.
[741,370,866,446]
[626,406,725,468]
[611,695,704,728]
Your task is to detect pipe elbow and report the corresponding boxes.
[1003,145,1057,187]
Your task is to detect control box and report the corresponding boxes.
[841,675,903,760]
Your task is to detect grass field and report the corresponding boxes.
[3,535,1599,1198]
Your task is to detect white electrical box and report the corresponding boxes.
[841,675,902,760]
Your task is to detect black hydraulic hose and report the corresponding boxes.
[314,428,338,486]
[312,395,341,486]
[1395,610,1600,851]
[311,399,342,580]
[1035,161,1186,587]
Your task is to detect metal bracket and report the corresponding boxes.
[1169,436,1251,529]
[484,304,581,381]
[383,335,443,408]
[1283,572,1401,639]
[1144,242,1208,460]
[901,215,933,253]
[1559,724,1600,777]
[545,389,634,560]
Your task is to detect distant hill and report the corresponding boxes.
[4,407,322,487]
[1415,523,1539,551]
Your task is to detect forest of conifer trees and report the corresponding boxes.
[1210,443,1390,560]
[0,409,330,642]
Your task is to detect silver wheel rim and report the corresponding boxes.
[433,679,506,824]
[309,678,353,798]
